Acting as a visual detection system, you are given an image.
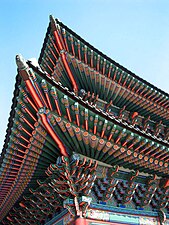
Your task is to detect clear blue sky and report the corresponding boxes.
[0,0,169,154]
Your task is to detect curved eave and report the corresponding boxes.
[29,62,169,149]
[39,18,169,102]
[0,72,61,220]
[0,74,21,166]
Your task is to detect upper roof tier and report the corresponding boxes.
[39,16,169,126]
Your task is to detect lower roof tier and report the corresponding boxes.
[0,55,169,222]
[15,57,169,176]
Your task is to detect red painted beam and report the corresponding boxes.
[50,15,78,93]
[17,56,68,157]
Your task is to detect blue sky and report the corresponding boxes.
[0,0,169,154]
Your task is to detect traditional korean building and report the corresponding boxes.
[0,15,169,225]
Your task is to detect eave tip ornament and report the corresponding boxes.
[16,54,28,71]
[49,15,57,31]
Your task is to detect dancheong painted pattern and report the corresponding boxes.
[0,15,169,225]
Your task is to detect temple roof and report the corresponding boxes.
[38,17,169,125]
[39,18,169,99]
[0,16,169,224]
